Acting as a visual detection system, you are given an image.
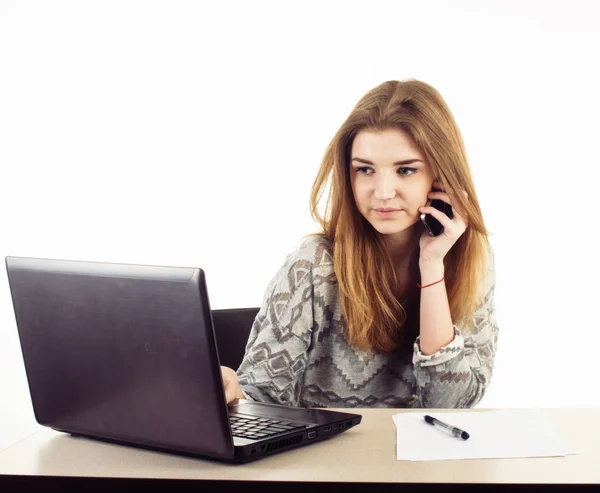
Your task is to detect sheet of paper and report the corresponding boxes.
[393,410,576,461]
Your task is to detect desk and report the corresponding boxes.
[0,408,598,490]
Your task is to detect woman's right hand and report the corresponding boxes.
[220,366,245,404]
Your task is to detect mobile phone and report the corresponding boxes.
[420,199,453,237]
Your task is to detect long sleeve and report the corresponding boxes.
[412,245,499,408]
[236,247,316,407]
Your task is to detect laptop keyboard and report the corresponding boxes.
[229,414,307,440]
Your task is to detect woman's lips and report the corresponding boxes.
[374,208,402,218]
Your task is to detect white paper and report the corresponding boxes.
[393,410,576,461]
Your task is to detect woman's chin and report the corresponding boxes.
[370,218,420,236]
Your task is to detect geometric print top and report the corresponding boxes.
[237,234,499,408]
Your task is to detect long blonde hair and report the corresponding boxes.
[308,79,490,353]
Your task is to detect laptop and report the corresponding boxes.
[5,255,361,463]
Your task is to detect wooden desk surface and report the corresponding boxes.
[0,408,598,484]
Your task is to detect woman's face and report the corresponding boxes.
[349,128,436,239]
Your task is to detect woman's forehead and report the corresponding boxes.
[350,129,426,163]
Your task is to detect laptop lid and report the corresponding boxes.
[5,255,236,460]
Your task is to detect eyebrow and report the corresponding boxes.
[351,157,423,166]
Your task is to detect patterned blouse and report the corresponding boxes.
[237,235,499,408]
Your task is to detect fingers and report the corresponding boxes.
[222,366,235,403]
[431,179,466,196]
[428,182,469,221]
[224,377,234,403]
[419,204,454,229]
[221,366,244,403]
[420,204,467,237]
[426,190,450,204]
[420,206,466,239]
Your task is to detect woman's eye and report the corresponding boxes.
[353,167,417,176]
[397,167,417,176]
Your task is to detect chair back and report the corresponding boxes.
[212,307,260,370]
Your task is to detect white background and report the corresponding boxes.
[1,0,599,451]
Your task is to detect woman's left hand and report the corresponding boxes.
[418,180,468,264]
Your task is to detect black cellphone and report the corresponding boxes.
[420,198,453,237]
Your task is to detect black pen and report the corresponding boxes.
[424,415,470,440]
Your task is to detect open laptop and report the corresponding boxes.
[5,255,362,463]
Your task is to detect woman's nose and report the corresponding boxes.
[373,172,396,200]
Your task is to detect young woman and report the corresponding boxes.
[221,79,498,408]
